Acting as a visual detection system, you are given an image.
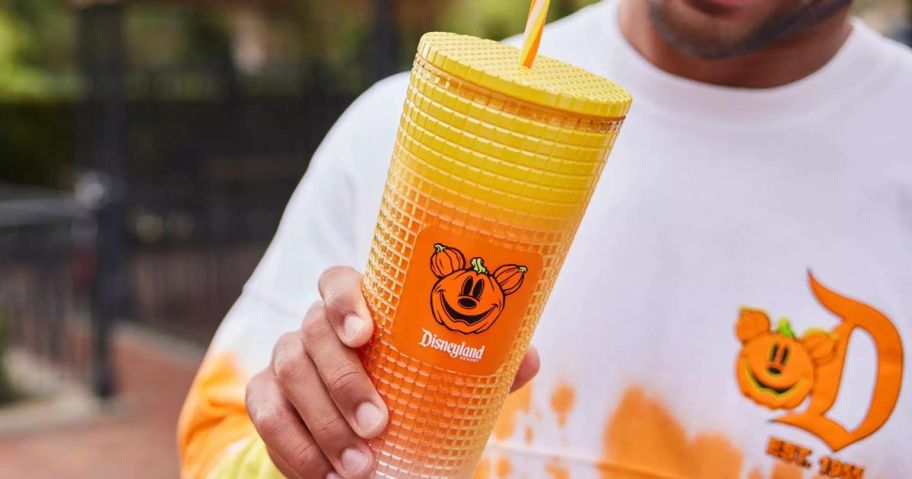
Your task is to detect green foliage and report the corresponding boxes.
[288,0,374,93]
[439,0,601,41]
[0,0,79,100]
[0,10,52,97]
[0,0,605,188]
[122,3,373,97]
[127,6,218,71]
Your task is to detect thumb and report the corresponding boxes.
[509,345,540,393]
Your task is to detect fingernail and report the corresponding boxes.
[341,447,370,474]
[344,314,364,342]
[326,473,343,479]
[355,402,385,436]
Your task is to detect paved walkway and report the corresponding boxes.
[0,327,204,479]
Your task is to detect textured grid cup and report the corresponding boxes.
[360,32,631,478]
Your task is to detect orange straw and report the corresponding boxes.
[519,0,551,68]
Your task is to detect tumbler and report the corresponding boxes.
[359,32,631,478]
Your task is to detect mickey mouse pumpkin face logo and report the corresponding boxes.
[735,308,837,410]
[429,243,527,335]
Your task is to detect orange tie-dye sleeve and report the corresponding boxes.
[177,352,265,479]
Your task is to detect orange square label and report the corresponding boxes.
[392,225,542,375]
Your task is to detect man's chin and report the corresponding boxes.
[682,0,764,17]
[646,0,850,60]
[647,0,768,59]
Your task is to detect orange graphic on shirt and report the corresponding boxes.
[602,387,745,478]
[485,384,819,478]
[736,310,837,410]
[429,243,527,335]
[735,273,904,451]
[550,382,576,427]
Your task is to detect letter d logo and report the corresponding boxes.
[775,274,904,451]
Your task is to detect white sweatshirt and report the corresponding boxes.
[179,2,912,478]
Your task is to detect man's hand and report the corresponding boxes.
[246,266,540,479]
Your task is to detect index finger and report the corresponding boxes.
[318,266,374,347]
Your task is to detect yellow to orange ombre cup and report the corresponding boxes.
[358,2,631,477]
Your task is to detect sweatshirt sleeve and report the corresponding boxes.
[176,74,408,479]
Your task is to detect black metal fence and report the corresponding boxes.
[1,4,366,399]
[70,3,360,346]
[120,91,354,344]
[0,186,106,396]
[0,90,356,399]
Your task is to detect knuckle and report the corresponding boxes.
[251,403,287,440]
[318,265,349,288]
[310,413,346,438]
[305,300,323,317]
[273,331,298,353]
[319,266,360,310]
[326,363,363,396]
[287,440,322,472]
[273,352,306,385]
[322,291,350,318]
[260,414,287,441]
[245,371,279,416]
[301,312,332,344]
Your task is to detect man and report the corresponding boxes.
[178,0,911,477]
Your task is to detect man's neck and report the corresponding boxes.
[618,0,852,88]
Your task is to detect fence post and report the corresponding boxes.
[76,2,128,399]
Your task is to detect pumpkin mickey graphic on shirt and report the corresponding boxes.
[428,243,527,334]
[733,274,905,454]
[735,308,838,410]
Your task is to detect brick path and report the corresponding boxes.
[0,327,204,479]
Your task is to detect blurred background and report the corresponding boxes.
[0,0,908,477]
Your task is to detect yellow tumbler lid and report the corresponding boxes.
[417,32,632,119]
